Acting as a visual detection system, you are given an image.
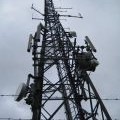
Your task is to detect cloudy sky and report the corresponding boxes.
[0,0,120,119]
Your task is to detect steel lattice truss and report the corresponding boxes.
[23,0,112,119]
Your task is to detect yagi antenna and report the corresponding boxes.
[55,7,72,9]
[85,36,97,52]
[59,13,83,18]
[27,34,33,52]
[57,10,67,12]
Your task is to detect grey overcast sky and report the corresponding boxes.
[0,0,120,119]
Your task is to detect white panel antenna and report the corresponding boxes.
[85,36,97,52]
[27,34,33,52]
[36,23,44,40]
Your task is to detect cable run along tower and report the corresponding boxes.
[15,0,112,120]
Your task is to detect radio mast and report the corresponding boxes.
[15,0,112,119]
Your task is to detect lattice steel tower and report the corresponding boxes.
[15,0,112,120]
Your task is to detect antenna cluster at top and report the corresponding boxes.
[31,2,83,21]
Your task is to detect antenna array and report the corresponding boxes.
[15,0,112,120]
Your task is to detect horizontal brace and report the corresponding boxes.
[43,84,71,86]
[41,97,96,100]
[37,45,61,48]
[33,57,76,60]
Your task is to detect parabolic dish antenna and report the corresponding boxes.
[14,83,27,101]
